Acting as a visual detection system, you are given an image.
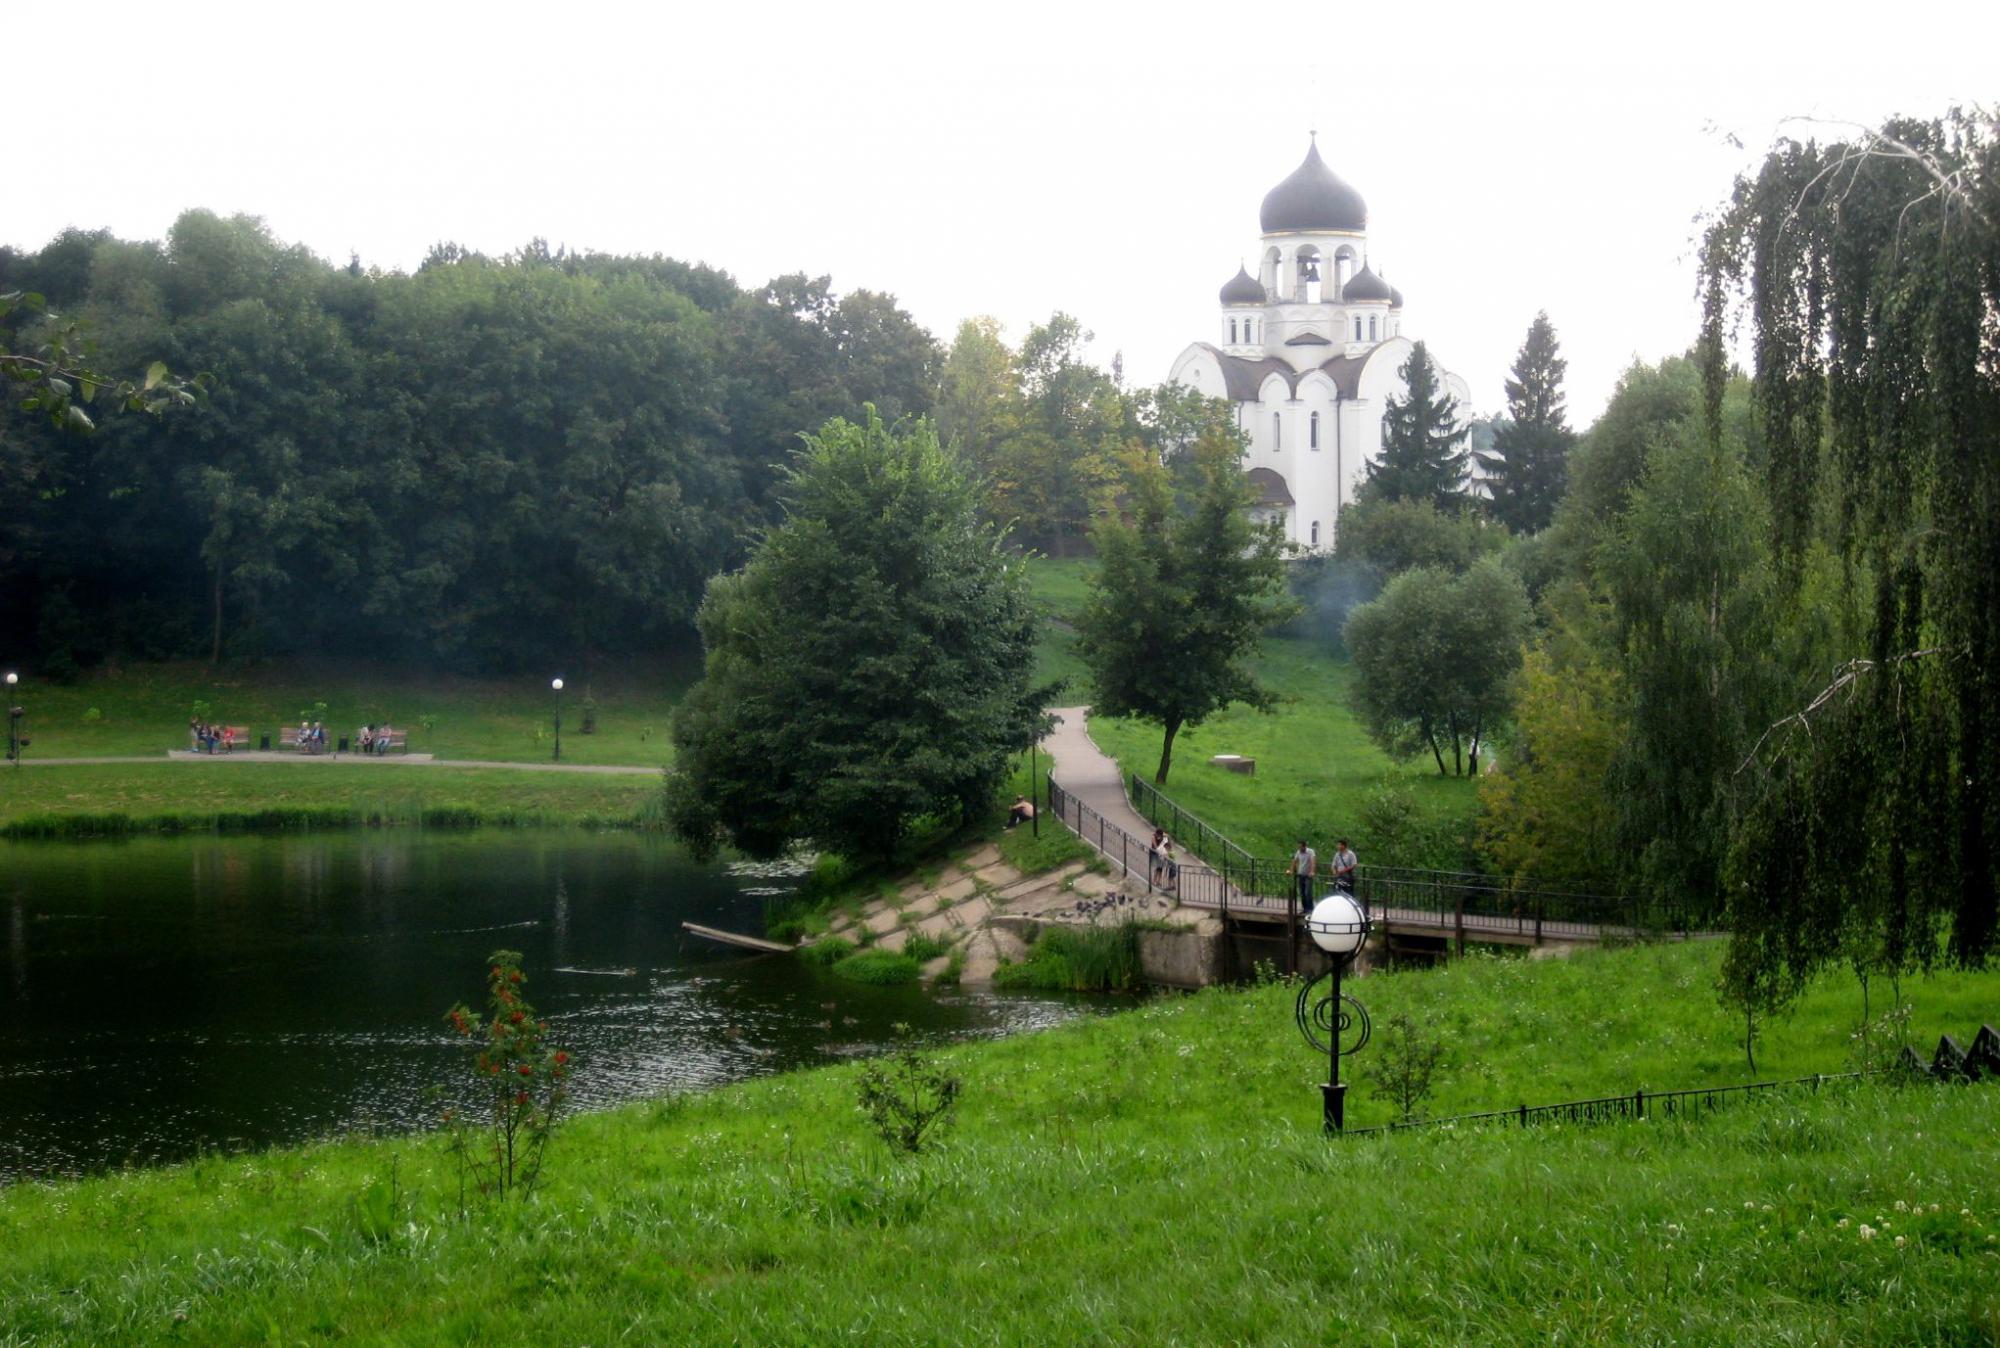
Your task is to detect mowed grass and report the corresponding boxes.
[3,941,1996,1344]
[0,762,663,837]
[5,656,695,765]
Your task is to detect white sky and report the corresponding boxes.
[12,0,1995,423]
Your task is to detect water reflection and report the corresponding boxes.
[0,832,1104,1181]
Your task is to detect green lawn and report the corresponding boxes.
[0,762,662,837]
[5,656,694,765]
[3,941,1995,1344]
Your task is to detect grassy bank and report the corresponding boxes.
[4,658,692,766]
[1028,555,1478,864]
[0,762,663,837]
[3,942,1995,1343]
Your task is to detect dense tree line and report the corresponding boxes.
[0,214,938,672]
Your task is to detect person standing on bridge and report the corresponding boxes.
[1288,839,1317,909]
[1331,838,1358,894]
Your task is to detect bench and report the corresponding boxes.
[189,725,253,753]
[356,727,409,755]
[279,725,331,754]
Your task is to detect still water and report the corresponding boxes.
[0,831,1099,1181]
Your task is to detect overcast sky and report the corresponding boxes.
[13,0,1995,423]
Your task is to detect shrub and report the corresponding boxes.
[82,707,103,723]
[902,931,952,963]
[993,922,1141,992]
[855,1024,961,1155]
[438,950,572,1203]
[1361,1012,1448,1123]
[833,949,923,985]
[801,937,856,966]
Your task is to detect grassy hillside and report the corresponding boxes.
[4,657,695,765]
[3,942,1994,1344]
[1026,555,1478,864]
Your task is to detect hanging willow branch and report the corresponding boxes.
[1734,646,1953,777]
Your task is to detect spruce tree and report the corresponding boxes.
[1476,312,1574,533]
[1366,341,1468,510]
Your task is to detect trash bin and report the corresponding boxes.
[337,736,349,754]
[259,733,271,751]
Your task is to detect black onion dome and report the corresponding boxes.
[1389,284,1405,309]
[1260,140,1367,234]
[1342,264,1392,303]
[1219,264,1265,306]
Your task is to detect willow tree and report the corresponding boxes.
[1707,111,2000,994]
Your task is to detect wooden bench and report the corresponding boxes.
[189,725,253,753]
[279,725,331,753]
[356,727,409,755]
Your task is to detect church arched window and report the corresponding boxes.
[1310,520,1320,547]
[1229,318,1237,344]
[1353,317,1363,341]
[1310,411,1320,449]
[1369,315,1378,341]
[1273,412,1282,450]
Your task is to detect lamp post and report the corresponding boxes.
[1298,891,1372,1134]
[5,672,20,769]
[550,677,564,763]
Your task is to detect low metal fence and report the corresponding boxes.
[1345,1070,1876,1138]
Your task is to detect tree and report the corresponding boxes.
[1477,639,1625,886]
[1364,341,1467,509]
[1344,559,1530,776]
[1076,429,1296,784]
[934,316,1017,480]
[664,409,1044,862]
[1705,109,2000,980]
[1476,312,1574,533]
[1332,496,1505,578]
[988,313,1127,554]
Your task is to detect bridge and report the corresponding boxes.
[1039,707,1696,959]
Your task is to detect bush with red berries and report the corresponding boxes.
[440,949,571,1201]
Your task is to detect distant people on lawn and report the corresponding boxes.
[358,725,373,755]
[1006,795,1035,829]
[1289,838,1317,908]
[1331,838,1358,894]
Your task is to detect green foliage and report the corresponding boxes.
[985,314,1129,554]
[901,931,953,964]
[1077,432,1297,783]
[439,951,572,1202]
[854,1025,961,1155]
[1332,495,1507,577]
[665,410,1045,862]
[1704,110,2000,979]
[1360,1012,1449,1122]
[1364,341,1469,509]
[0,287,207,432]
[0,218,938,671]
[1344,559,1531,776]
[991,922,1142,992]
[801,937,857,966]
[1478,639,1626,887]
[1475,312,1574,534]
[831,949,923,985]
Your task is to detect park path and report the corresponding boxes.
[1041,706,1153,840]
[12,754,661,776]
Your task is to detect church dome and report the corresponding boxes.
[1260,141,1367,234]
[1342,264,1392,303]
[1389,283,1405,309]
[1218,264,1265,306]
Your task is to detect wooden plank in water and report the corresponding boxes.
[681,922,795,955]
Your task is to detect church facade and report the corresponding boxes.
[1167,138,1470,552]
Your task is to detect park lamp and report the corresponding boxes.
[1296,891,1373,1134]
[5,671,22,768]
[550,677,565,763]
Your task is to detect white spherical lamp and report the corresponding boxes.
[1305,891,1369,958]
[551,677,564,692]
[3,672,16,686]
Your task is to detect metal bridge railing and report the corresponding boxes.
[1046,777,1236,915]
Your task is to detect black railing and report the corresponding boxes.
[1125,774,1674,941]
[1046,776,1235,915]
[1345,1070,1875,1137]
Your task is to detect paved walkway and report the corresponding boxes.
[1041,706,1154,841]
[12,754,660,776]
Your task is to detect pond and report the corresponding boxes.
[0,831,1103,1181]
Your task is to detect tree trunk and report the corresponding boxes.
[1154,715,1183,785]
[1423,717,1447,776]
[1468,715,1483,776]
[1449,712,1463,777]
[209,564,224,667]
[1744,1003,1757,1075]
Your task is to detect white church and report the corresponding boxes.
[1168,137,1471,552]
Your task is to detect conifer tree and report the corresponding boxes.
[1476,312,1573,533]
[1365,341,1468,510]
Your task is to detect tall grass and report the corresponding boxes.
[994,921,1142,992]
